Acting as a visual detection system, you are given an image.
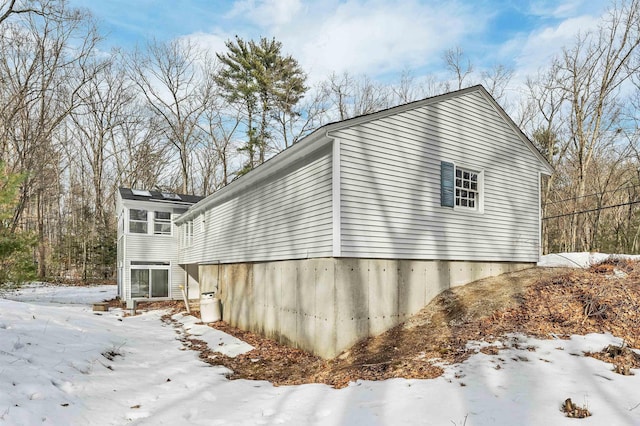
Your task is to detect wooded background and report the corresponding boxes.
[1,0,640,282]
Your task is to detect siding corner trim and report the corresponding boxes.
[332,136,341,257]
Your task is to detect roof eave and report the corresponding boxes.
[175,129,332,225]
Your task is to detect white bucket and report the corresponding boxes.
[200,294,221,323]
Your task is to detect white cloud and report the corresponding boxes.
[182,31,230,58]
[507,14,600,77]
[228,0,303,28]
[271,0,484,84]
[528,0,587,18]
[182,0,610,92]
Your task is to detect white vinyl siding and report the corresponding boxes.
[118,202,184,300]
[180,146,333,264]
[124,231,182,299]
[334,90,547,262]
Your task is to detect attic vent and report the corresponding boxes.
[162,192,181,200]
[131,189,152,197]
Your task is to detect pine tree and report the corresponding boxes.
[216,36,307,173]
[0,163,36,287]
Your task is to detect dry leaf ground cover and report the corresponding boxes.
[166,259,640,388]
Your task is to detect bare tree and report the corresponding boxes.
[319,72,392,121]
[0,0,44,25]
[0,0,100,277]
[443,46,474,90]
[481,63,514,104]
[127,38,213,194]
[557,0,640,250]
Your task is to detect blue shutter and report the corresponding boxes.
[441,161,455,207]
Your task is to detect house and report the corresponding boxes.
[116,188,203,302]
[118,85,553,358]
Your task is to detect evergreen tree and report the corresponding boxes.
[0,164,36,287]
[216,36,307,173]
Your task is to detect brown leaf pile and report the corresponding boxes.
[162,260,640,388]
[586,344,640,376]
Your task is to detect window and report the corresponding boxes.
[130,265,169,298]
[182,220,193,247]
[161,192,181,200]
[441,161,483,211]
[131,189,152,197]
[455,167,479,208]
[154,211,172,235]
[129,209,148,233]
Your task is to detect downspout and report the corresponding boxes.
[538,171,544,260]
[123,209,127,301]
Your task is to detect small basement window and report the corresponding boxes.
[154,211,172,235]
[129,209,148,233]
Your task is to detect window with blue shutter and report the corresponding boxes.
[441,161,455,207]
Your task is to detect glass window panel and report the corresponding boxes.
[153,211,171,235]
[151,269,169,297]
[155,223,172,234]
[130,209,147,220]
[454,166,481,210]
[129,221,147,234]
[131,189,152,197]
[131,269,149,298]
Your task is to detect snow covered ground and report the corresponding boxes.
[1,283,640,425]
[538,252,640,268]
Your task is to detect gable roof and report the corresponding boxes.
[318,84,553,174]
[176,85,553,224]
[118,188,203,205]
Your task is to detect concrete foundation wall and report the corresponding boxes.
[199,258,532,358]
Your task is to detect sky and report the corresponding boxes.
[2,257,640,425]
[68,0,610,86]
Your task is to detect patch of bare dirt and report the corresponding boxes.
[163,260,640,388]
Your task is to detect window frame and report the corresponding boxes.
[128,208,148,234]
[182,220,193,248]
[153,211,172,235]
[441,161,484,213]
[130,263,171,299]
[454,166,482,211]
